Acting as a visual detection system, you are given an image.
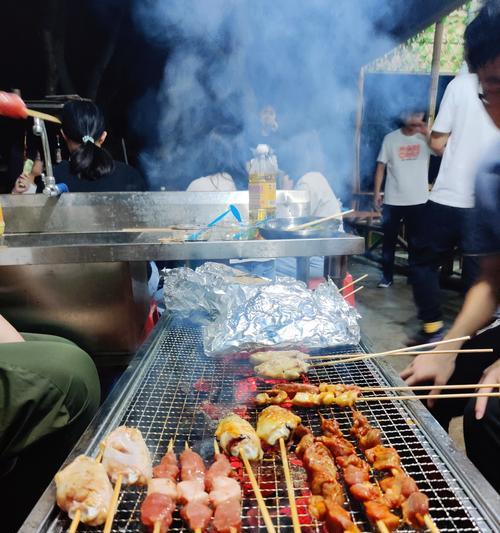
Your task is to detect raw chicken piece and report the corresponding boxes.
[153,449,179,480]
[101,426,152,485]
[213,498,242,532]
[55,455,113,526]
[180,448,206,482]
[216,414,263,461]
[256,405,301,446]
[209,476,241,507]
[249,349,309,365]
[206,453,233,491]
[180,500,213,530]
[254,356,310,380]
[147,478,178,500]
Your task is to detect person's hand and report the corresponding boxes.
[374,192,383,210]
[400,352,458,407]
[475,358,500,420]
[12,174,33,194]
[30,158,43,178]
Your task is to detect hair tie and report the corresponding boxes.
[82,135,95,144]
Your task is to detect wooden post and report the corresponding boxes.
[428,20,445,126]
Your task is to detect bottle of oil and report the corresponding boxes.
[247,144,278,225]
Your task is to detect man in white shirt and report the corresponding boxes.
[408,6,500,345]
[373,111,430,288]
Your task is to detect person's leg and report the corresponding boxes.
[458,207,481,291]
[463,397,500,492]
[409,201,461,339]
[380,204,402,284]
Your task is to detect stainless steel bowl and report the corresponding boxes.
[259,216,341,239]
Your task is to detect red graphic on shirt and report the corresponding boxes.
[399,144,421,160]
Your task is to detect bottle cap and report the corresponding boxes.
[255,144,270,155]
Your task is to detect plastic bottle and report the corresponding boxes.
[247,144,278,225]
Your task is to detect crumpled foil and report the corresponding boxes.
[203,277,360,355]
[162,262,269,323]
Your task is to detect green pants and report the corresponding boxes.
[0,333,100,461]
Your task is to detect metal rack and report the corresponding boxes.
[22,315,500,532]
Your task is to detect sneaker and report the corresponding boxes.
[405,328,444,347]
[377,277,393,288]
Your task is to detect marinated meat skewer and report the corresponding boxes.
[249,349,310,365]
[295,427,360,533]
[55,455,113,527]
[178,444,213,532]
[349,411,439,533]
[256,383,361,407]
[319,416,399,532]
[140,440,178,533]
[210,440,241,533]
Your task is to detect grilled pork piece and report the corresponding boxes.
[249,349,310,365]
[141,493,176,533]
[364,445,401,471]
[324,500,361,533]
[364,500,400,531]
[255,389,289,405]
[216,414,263,461]
[275,382,320,395]
[101,426,152,485]
[254,356,310,380]
[380,473,418,507]
[55,455,113,526]
[256,405,302,446]
[402,491,429,528]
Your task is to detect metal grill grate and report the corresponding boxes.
[48,323,495,532]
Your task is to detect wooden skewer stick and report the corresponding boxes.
[195,529,202,533]
[68,449,104,532]
[342,285,364,298]
[103,473,123,533]
[424,513,440,533]
[376,520,390,533]
[153,522,162,533]
[361,382,499,392]
[311,348,493,361]
[152,439,176,533]
[360,392,500,402]
[278,438,301,533]
[286,209,354,231]
[239,449,276,533]
[338,274,368,292]
[26,108,61,124]
[214,438,220,455]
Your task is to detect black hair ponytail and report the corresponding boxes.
[61,101,115,181]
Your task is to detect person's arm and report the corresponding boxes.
[429,131,450,156]
[373,162,385,209]
[400,280,497,405]
[0,314,24,343]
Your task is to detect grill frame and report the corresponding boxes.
[21,313,500,533]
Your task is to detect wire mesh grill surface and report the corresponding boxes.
[50,323,494,533]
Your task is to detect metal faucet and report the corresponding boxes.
[32,117,61,196]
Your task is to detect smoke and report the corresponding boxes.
[132,0,397,197]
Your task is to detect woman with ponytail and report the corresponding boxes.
[43,100,146,192]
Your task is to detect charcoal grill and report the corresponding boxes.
[22,314,500,532]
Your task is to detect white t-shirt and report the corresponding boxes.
[186,172,236,192]
[430,73,500,208]
[377,129,430,206]
[295,172,342,217]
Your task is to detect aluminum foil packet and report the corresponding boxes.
[162,262,270,323]
[203,277,360,355]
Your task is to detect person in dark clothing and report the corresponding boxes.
[407,4,500,345]
[37,100,146,193]
[401,144,500,493]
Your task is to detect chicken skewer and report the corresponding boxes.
[56,449,111,532]
[349,411,439,532]
[102,426,153,533]
[211,440,241,533]
[140,439,178,533]
[216,414,275,533]
[179,443,212,533]
[255,406,302,533]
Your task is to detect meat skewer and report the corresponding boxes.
[215,414,275,533]
[179,443,212,533]
[349,411,439,533]
[255,405,302,532]
[294,427,360,533]
[311,348,493,362]
[55,450,111,531]
[0,91,62,123]
[211,440,240,533]
[318,416,399,533]
[101,426,152,533]
[140,439,178,533]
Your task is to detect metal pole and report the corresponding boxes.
[428,20,445,125]
[352,66,365,210]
